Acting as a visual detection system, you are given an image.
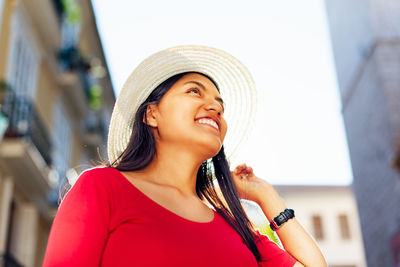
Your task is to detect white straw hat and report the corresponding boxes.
[107,44,257,165]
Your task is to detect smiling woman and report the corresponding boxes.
[147,73,228,159]
[42,45,325,266]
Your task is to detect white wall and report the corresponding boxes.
[244,186,367,267]
[278,186,367,267]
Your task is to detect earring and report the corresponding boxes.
[202,162,207,174]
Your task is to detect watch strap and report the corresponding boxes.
[269,208,295,231]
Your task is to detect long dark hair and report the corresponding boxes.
[103,72,263,262]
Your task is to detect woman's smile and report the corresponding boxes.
[195,118,220,131]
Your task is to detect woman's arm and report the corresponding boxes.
[255,183,326,267]
[43,168,110,266]
[231,164,327,267]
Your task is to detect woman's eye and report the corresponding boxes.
[188,88,201,95]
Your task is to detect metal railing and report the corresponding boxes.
[84,111,108,142]
[0,90,53,166]
[0,252,23,267]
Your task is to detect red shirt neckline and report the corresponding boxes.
[108,166,218,225]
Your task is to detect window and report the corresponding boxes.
[51,97,72,182]
[392,135,400,171]
[311,215,324,241]
[6,5,39,99]
[391,229,400,266]
[338,214,351,240]
[0,0,4,31]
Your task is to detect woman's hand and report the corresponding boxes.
[231,166,327,266]
[230,163,270,203]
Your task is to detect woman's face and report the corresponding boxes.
[146,73,228,158]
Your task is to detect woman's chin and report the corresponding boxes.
[181,132,223,157]
[198,142,222,159]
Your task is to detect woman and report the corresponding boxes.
[43,45,326,266]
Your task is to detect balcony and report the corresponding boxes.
[0,91,55,222]
[82,111,107,146]
[0,91,52,166]
[56,46,93,117]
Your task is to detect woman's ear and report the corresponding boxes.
[143,104,158,127]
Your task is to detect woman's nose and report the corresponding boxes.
[205,100,223,115]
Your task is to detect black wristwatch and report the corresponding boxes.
[270,209,295,231]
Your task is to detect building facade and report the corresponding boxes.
[324,0,400,266]
[243,185,367,267]
[0,0,115,266]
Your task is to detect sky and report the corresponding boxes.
[91,0,353,185]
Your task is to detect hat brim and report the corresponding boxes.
[107,45,257,165]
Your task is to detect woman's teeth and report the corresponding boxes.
[196,119,219,131]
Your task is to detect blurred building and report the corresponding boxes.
[324,0,400,266]
[0,0,115,266]
[243,185,367,267]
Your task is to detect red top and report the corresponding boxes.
[43,166,296,266]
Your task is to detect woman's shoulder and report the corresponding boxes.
[79,165,114,176]
[62,166,120,202]
[57,166,115,208]
[71,165,118,186]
